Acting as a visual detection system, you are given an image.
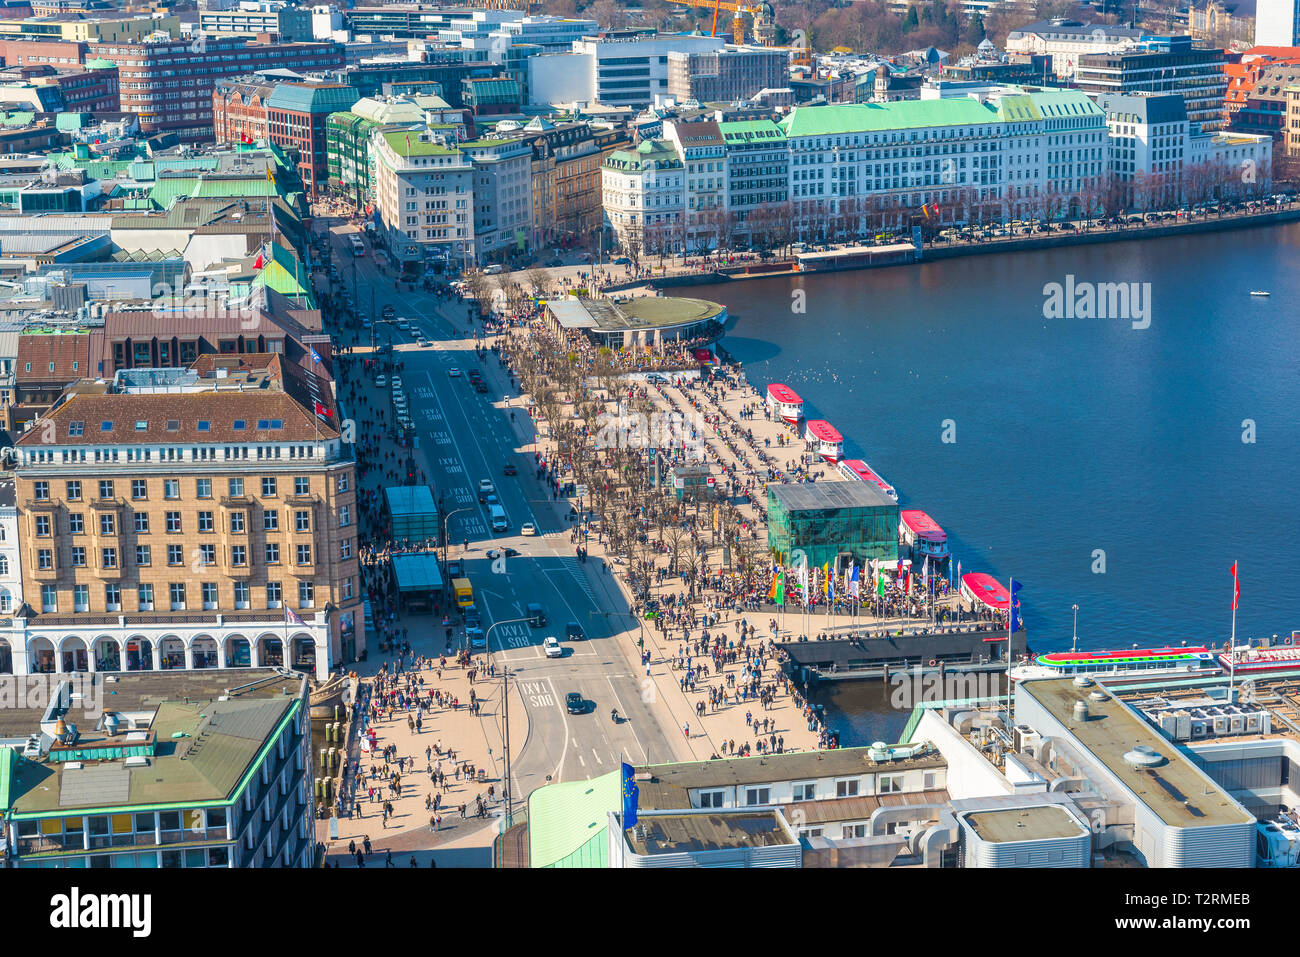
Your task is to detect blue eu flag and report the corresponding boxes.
[621,762,639,829]
[1008,579,1023,633]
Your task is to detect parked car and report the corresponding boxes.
[484,263,505,275]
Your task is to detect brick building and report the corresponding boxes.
[211,72,277,146]
[91,35,345,141]
[264,80,359,198]
[5,354,363,679]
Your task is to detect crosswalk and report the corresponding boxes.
[555,557,599,606]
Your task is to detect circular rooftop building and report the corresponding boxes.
[544,295,727,349]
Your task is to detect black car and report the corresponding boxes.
[565,692,585,715]
[474,381,489,393]
[565,622,585,641]
[382,305,396,318]
[503,462,517,475]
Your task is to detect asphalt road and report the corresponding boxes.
[316,222,676,795]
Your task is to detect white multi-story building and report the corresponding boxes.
[372,126,475,268]
[1004,19,1145,79]
[663,119,728,251]
[461,136,534,260]
[601,138,685,254]
[1099,92,1273,209]
[1257,0,1300,46]
[529,32,726,108]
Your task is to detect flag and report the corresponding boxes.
[313,400,332,418]
[774,567,785,606]
[1008,579,1023,633]
[921,204,930,219]
[800,562,809,608]
[253,252,264,270]
[621,762,640,829]
[310,347,323,366]
[285,605,306,627]
[266,165,275,185]
[849,561,860,599]
[877,571,885,597]
[826,563,834,603]
[1230,562,1240,611]
[905,569,911,595]
[922,556,929,587]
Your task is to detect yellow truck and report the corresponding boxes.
[453,578,473,609]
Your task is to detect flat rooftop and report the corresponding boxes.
[624,810,793,855]
[637,744,944,791]
[1023,678,1252,829]
[769,480,896,511]
[964,805,1089,843]
[1,670,305,816]
[547,295,725,333]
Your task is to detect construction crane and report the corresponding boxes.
[669,0,776,47]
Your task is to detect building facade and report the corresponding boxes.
[93,35,345,140]
[665,46,788,105]
[1257,0,1300,46]
[663,119,727,251]
[1075,36,1229,131]
[601,138,685,255]
[4,362,363,681]
[265,80,359,199]
[719,118,787,244]
[371,126,474,268]
[1004,19,1145,78]
[461,135,532,260]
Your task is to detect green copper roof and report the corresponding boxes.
[719,119,786,143]
[779,99,1000,137]
[266,83,358,115]
[527,769,620,868]
[380,129,458,157]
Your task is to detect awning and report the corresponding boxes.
[391,551,444,593]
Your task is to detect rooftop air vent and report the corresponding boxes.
[1072,676,1093,688]
[1123,745,1166,768]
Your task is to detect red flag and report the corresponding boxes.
[313,401,332,417]
[253,252,264,270]
[1230,562,1240,611]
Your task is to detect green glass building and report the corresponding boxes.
[767,481,899,570]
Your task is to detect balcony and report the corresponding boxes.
[90,497,124,511]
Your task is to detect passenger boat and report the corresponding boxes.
[1250,290,1271,297]
[839,458,898,501]
[960,572,1010,613]
[1011,646,1218,683]
[803,419,843,463]
[766,383,804,424]
[899,508,948,561]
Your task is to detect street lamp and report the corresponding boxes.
[482,615,531,828]
[1071,604,1079,652]
[440,506,472,575]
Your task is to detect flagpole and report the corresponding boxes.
[1230,561,1237,700]
[1007,577,1013,720]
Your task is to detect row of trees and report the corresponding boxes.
[504,321,770,606]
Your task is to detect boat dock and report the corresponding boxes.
[780,629,1028,685]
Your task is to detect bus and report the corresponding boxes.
[350,235,365,257]
[453,577,473,609]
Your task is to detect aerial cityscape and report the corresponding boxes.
[0,0,1291,910]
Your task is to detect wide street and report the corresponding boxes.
[314,218,687,809]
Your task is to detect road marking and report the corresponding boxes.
[591,749,602,765]
[577,754,585,767]
[555,558,599,605]
[604,674,648,763]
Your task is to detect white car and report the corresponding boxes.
[449,368,461,377]
[375,374,387,387]
[391,376,403,388]
[543,636,562,658]
[520,521,537,537]
[397,318,411,330]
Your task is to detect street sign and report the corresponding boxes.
[574,484,588,497]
